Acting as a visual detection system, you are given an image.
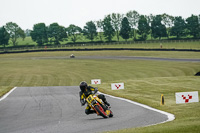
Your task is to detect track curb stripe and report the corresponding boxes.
[0,87,17,102]
[99,91,175,125]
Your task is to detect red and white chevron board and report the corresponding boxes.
[91,79,101,85]
[111,83,124,90]
[176,91,199,104]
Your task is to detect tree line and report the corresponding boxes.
[1,10,200,47]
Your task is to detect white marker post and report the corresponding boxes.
[91,79,101,85]
[111,83,124,90]
[175,91,199,104]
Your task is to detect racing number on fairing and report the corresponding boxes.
[86,95,94,104]
[88,96,92,102]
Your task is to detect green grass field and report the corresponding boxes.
[0,50,200,133]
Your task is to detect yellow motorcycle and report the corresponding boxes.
[86,94,113,118]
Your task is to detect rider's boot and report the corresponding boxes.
[104,100,110,107]
[98,94,111,107]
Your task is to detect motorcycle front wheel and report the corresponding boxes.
[94,105,108,118]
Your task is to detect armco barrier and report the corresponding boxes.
[1,48,200,54]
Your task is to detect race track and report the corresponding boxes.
[0,86,172,133]
[28,56,200,62]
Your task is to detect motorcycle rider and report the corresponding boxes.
[79,81,110,115]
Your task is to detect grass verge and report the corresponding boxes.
[99,77,200,132]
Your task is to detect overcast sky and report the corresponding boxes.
[1,0,199,30]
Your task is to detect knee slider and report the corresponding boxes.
[85,109,90,115]
[98,94,105,100]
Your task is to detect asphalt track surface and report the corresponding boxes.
[0,86,171,133]
[30,56,200,62]
[79,56,200,62]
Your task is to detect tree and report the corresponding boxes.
[186,15,200,38]
[146,14,154,40]
[5,22,25,46]
[66,24,82,43]
[120,17,131,41]
[102,15,115,42]
[96,19,104,41]
[19,28,26,41]
[48,23,67,45]
[161,13,174,39]
[151,15,167,40]
[126,10,140,40]
[0,26,10,50]
[137,15,150,40]
[82,21,97,41]
[111,13,123,41]
[25,29,31,37]
[30,23,48,45]
[170,16,186,38]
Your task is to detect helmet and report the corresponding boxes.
[80,81,88,92]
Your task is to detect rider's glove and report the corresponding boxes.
[80,99,86,106]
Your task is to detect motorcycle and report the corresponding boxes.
[70,54,75,58]
[85,94,113,118]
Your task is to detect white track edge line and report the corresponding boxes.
[98,91,175,124]
[0,87,17,102]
